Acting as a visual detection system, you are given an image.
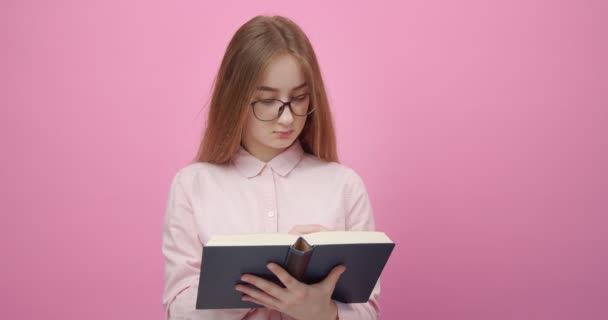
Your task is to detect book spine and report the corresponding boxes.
[284,240,314,281]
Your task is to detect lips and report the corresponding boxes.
[274,130,293,134]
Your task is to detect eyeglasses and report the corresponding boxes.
[250,93,315,121]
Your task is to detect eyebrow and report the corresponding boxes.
[256,82,308,92]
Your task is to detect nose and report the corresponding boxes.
[277,105,294,124]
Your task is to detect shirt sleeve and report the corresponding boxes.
[334,169,382,319]
[161,169,254,320]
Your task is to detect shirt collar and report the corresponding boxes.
[232,140,305,178]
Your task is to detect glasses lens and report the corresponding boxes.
[253,94,311,121]
[291,94,311,115]
[253,100,283,121]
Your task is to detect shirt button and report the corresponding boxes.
[267,210,275,218]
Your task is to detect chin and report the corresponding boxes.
[270,137,297,149]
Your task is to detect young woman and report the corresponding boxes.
[162,15,381,320]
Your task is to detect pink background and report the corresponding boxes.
[2,0,607,319]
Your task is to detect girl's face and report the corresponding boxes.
[241,54,310,162]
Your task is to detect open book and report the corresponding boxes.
[196,231,395,309]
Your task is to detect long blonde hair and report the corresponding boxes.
[194,15,338,164]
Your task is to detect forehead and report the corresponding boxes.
[257,54,306,92]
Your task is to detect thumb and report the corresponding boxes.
[321,265,346,290]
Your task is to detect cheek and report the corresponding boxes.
[246,116,270,137]
[295,117,308,132]
[242,113,260,140]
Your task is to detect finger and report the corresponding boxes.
[241,293,280,311]
[236,285,281,310]
[320,265,346,290]
[240,274,288,301]
[267,262,304,292]
[288,224,332,235]
[315,224,332,232]
[289,224,318,235]
[288,225,308,235]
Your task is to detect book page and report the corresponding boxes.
[205,231,393,247]
[303,231,393,245]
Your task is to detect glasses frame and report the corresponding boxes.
[250,93,315,121]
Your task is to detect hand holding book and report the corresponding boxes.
[236,261,344,320]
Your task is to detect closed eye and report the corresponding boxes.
[293,93,309,100]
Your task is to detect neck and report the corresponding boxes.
[240,141,287,163]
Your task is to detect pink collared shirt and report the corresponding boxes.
[162,140,381,319]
